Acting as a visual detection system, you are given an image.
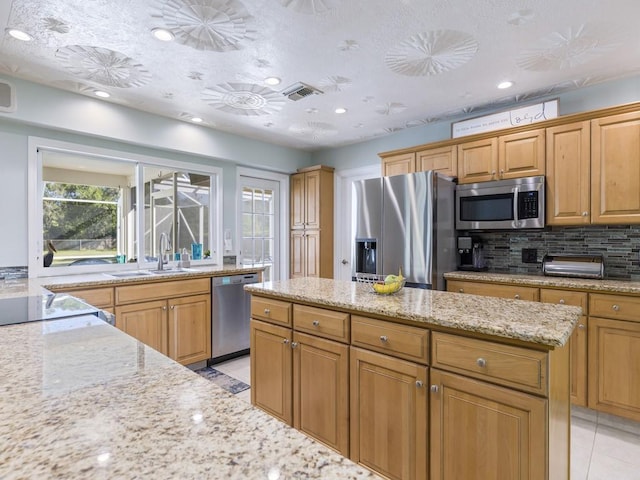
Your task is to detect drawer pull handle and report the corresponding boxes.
[559,299,565,304]
[514,294,520,300]
[264,308,271,315]
[312,320,320,326]
[416,381,423,388]
[578,324,586,329]
[380,335,389,342]
[612,304,620,311]
[459,288,464,293]
[283,339,290,345]
[476,358,487,368]
[291,342,299,349]
[430,385,439,393]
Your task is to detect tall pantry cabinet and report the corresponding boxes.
[290,165,334,279]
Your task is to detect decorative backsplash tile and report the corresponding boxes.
[470,225,640,280]
[0,266,28,279]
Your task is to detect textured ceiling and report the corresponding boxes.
[1,0,639,151]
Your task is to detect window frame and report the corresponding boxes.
[28,136,223,278]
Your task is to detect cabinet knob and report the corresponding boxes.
[559,299,565,304]
[459,288,464,293]
[170,305,175,310]
[430,385,439,393]
[582,211,588,217]
[162,306,167,311]
[380,335,389,342]
[416,380,424,388]
[476,357,487,368]
[283,339,290,344]
[514,294,520,300]
[264,308,271,315]
[499,169,504,176]
[291,342,299,349]
[491,170,496,177]
[612,304,620,311]
[578,324,586,329]
[312,320,320,327]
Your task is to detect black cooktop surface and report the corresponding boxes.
[0,294,99,327]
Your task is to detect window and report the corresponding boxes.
[29,138,222,276]
[241,184,276,281]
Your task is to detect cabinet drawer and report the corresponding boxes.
[589,293,640,322]
[293,304,349,343]
[447,280,539,301]
[115,278,210,305]
[251,296,292,327]
[66,287,114,308]
[351,316,429,364]
[431,332,548,395]
[540,289,588,314]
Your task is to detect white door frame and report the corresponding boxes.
[237,167,290,281]
[334,165,379,281]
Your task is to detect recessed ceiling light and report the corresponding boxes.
[264,77,281,86]
[335,107,347,114]
[6,28,32,41]
[498,81,514,89]
[94,90,110,98]
[151,28,174,42]
[191,117,203,123]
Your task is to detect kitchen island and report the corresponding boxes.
[246,277,582,480]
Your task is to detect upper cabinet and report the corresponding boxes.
[416,145,457,177]
[457,129,545,184]
[591,111,640,224]
[380,152,416,177]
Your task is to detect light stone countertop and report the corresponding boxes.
[0,315,380,480]
[0,265,262,299]
[245,278,581,348]
[444,271,640,295]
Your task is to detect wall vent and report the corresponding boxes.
[281,82,323,101]
[0,80,16,112]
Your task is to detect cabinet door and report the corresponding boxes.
[539,289,588,406]
[250,319,293,424]
[290,230,306,278]
[382,152,416,177]
[498,128,545,180]
[293,332,349,456]
[546,121,591,225]
[588,316,640,421]
[430,369,547,480]
[290,172,305,230]
[115,300,168,356]
[416,146,457,177]
[304,230,320,278]
[350,347,428,480]
[168,294,211,365]
[304,170,321,229]
[591,111,640,224]
[457,137,498,184]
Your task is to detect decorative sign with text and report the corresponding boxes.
[451,99,559,138]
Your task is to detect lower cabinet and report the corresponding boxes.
[350,347,428,480]
[430,369,547,480]
[116,299,169,356]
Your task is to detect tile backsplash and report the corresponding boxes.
[470,225,640,280]
[0,266,28,279]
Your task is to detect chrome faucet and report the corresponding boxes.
[157,232,170,271]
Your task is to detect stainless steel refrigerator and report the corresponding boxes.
[353,171,456,290]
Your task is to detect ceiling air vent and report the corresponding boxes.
[281,82,323,101]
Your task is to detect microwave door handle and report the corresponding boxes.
[513,187,519,222]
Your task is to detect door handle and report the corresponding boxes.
[341,259,348,265]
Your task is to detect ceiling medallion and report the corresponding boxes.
[55,46,151,88]
[376,102,407,115]
[288,121,338,140]
[385,30,478,76]
[160,0,255,51]
[516,24,620,71]
[318,75,352,92]
[43,17,70,34]
[278,0,344,15]
[201,82,285,116]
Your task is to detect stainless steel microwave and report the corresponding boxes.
[456,176,545,230]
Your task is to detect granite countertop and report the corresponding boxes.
[245,278,581,348]
[0,315,379,479]
[444,271,640,295]
[0,265,262,299]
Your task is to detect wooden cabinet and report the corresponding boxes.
[457,129,545,184]
[350,346,428,480]
[416,146,457,177]
[430,369,547,480]
[381,152,416,176]
[446,279,539,301]
[588,292,640,421]
[289,165,334,278]
[49,285,115,314]
[546,121,591,225]
[114,278,211,365]
[591,111,640,224]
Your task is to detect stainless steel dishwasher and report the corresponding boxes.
[210,272,259,364]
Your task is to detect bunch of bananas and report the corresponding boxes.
[372,269,405,295]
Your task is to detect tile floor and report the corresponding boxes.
[213,355,640,479]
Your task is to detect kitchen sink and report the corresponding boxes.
[147,267,200,275]
[105,270,157,278]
